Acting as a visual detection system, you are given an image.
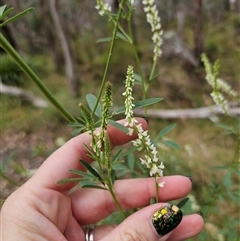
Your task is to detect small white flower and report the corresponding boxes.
[158,181,165,188]
[159,161,165,169]
[150,164,158,176]
[201,54,238,115]
[142,0,163,60]
[95,0,112,16]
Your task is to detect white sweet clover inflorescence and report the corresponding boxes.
[122,66,138,135]
[201,53,238,114]
[90,83,113,164]
[95,0,112,16]
[123,65,165,187]
[142,0,163,61]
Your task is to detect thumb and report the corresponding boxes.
[100,203,182,241]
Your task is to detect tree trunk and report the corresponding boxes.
[194,0,204,59]
[165,0,173,22]
[40,0,63,69]
[235,0,240,12]
[224,0,230,11]
[49,0,80,97]
[177,3,186,39]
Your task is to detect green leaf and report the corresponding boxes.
[117,169,132,178]
[223,172,231,190]
[110,169,116,184]
[112,163,128,170]
[149,72,162,82]
[116,31,128,41]
[0,6,14,20]
[82,185,108,190]
[176,197,189,208]
[68,122,84,127]
[228,191,240,203]
[157,123,176,139]
[235,120,240,130]
[83,144,99,161]
[79,160,104,184]
[86,94,102,117]
[68,169,94,178]
[215,123,232,131]
[230,167,240,176]
[127,152,135,169]
[150,197,157,205]
[108,119,129,133]
[134,73,142,84]
[71,128,84,136]
[114,97,163,115]
[0,7,34,27]
[96,37,112,43]
[0,5,7,17]
[162,139,180,150]
[57,177,83,184]
[112,149,123,163]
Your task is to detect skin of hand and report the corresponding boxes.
[0,118,204,241]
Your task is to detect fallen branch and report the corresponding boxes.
[133,102,240,120]
[0,82,48,108]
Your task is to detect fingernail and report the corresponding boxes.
[185,175,193,182]
[152,205,183,236]
[197,212,203,218]
[142,116,149,124]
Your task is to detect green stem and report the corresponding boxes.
[128,14,147,101]
[149,58,157,81]
[0,33,76,123]
[92,0,124,116]
[1,173,20,187]
[155,178,159,203]
[108,182,126,219]
[231,136,240,166]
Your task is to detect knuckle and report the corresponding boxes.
[119,225,149,241]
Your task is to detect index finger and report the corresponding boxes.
[30,118,148,192]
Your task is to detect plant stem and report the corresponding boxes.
[149,58,157,81]
[108,182,126,219]
[0,33,76,123]
[1,173,20,187]
[127,11,147,114]
[231,136,240,166]
[155,178,159,203]
[92,0,124,116]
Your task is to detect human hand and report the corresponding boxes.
[1,118,204,241]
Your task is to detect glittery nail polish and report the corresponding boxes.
[152,205,183,236]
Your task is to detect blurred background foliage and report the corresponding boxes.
[0,0,239,240]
